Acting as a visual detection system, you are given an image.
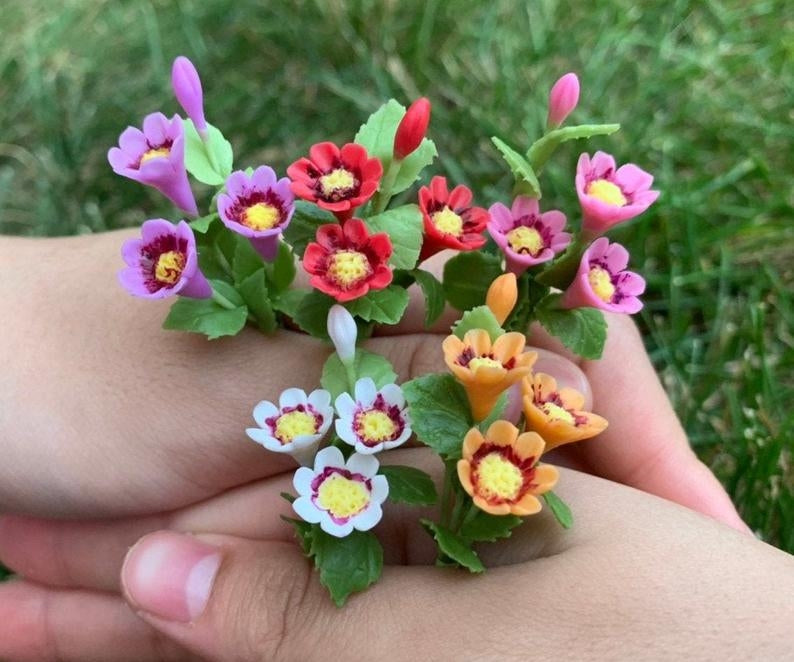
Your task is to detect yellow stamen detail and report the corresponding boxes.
[588,266,616,303]
[468,356,502,371]
[140,147,170,165]
[431,206,464,237]
[356,409,397,443]
[241,203,281,231]
[328,250,370,287]
[154,251,185,284]
[586,179,627,206]
[320,168,356,196]
[476,452,523,501]
[506,226,544,256]
[274,410,317,444]
[317,474,370,519]
[541,402,576,425]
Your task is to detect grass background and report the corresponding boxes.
[0,0,791,560]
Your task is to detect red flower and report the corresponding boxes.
[287,142,382,219]
[303,219,393,302]
[394,97,431,159]
[418,176,489,262]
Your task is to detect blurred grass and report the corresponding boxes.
[0,0,791,552]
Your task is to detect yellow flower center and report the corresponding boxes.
[328,250,371,287]
[588,265,616,303]
[356,409,397,443]
[319,168,356,196]
[506,226,544,256]
[139,147,170,165]
[431,206,464,237]
[541,402,576,425]
[154,251,185,284]
[241,202,281,231]
[468,356,502,371]
[476,452,523,501]
[316,474,370,519]
[586,179,627,206]
[274,410,317,444]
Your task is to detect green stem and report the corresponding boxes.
[372,158,402,214]
[343,359,357,394]
[535,235,588,288]
[439,463,455,529]
[211,289,238,310]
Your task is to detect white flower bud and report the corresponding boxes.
[327,305,357,364]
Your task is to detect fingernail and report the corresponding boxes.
[122,531,222,623]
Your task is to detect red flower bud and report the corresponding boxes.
[393,97,431,159]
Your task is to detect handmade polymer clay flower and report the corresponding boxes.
[335,378,412,455]
[576,151,659,235]
[287,142,382,219]
[246,388,334,466]
[522,373,608,452]
[292,446,389,537]
[302,219,393,302]
[171,55,207,135]
[118,218,211,299]
[217,166,295,260]
[394,97,431,159]
[547,72,580,128]
[560,237,645,314]
[486,273,518,325]
[443,330,536,422]
[457,420,558,516]
[108,112,197,215]
[417,176,488,261]
[488,196,571,275]
[327,305,358,363]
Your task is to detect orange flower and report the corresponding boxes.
[485,273,518,325]
[522,372,608,452]
[443,329,536,422]
[457,420,558,516]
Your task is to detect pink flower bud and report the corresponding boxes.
[393,97,431,159]
[171,56,207,132]
[547,73,580,128]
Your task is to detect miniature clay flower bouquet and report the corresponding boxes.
[110,58,658,605]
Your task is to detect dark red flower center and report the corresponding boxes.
[140,234,188,292]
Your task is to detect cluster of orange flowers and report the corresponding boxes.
[443,274,608,517]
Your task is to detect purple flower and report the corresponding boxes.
[547,72,580,128]
[217,166,295,261]
[576,151,659,236]
[108,113,198,216]
[171,56,207,134]
[488,196,571,275]
[118,219,211,300]
[560,237,645,314]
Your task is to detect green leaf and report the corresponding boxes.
[190,213,218,234]
[354,99,404,173]
[536,296,607,360]
[543,491,573,529]
[183,120,233,186]
[421,519,484,573]
[209,279,244,307]
[283,201,336,256]
[273,288,310,318]
[238,269,277,333]
[232,236,264,285]
[345,286,410,325]
[391,138,438,195]
[366,205,424,270]
[403,373,472,458]
[268,242,296,294]
[442,251,503,311]
[451,305,504,342]
[280,515,313,554]
[460,511,523,542]
[292,290,336,338]
[411,268,445,327]
[321,349,397,400]
[379,466,438,506]
[491,136,541,198]
[162,297,248,339]
[527,123,620,172]
[310,528,383,606]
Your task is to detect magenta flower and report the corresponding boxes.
[547,72,580,128]
[488,196,571,275]
[108,113,198,216]
[576,151,659,236]
[118,219,211,300]
[560,237,645,314]
[171,56,207,134]
[217,167,295,261]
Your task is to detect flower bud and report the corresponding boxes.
[393,97,431,159]
[546,73,580,128]
[171,56,207,132]
[327,305,357,363]
[486,273,518,325]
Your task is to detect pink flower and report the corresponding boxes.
[576,151,659,235]
[171,56,207,134]
[488,197,571,275]
[547,73,579,128]
[560,237,645,314]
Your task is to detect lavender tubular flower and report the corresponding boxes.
[171,56,207,135]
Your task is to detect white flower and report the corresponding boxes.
[246,388,333,466]
[327,304,357,363]
[334,377,412,455]
[292,446,389,537]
